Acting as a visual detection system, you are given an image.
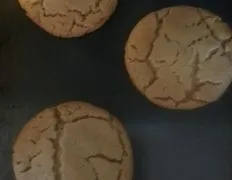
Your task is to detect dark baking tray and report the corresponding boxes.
[1,0,232,179]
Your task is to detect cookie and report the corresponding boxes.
[13,102,133,180]
[18,0,117,37]
[125,6,232,109]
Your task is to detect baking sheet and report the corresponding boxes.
[0,0,232,179]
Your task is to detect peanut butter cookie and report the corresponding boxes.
[18,0,117,37]
[13,102,133,180]
[125,6,232,109]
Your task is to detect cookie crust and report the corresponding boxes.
[125,6,232,109]
[18,0,118,37]
[13,102,133,180]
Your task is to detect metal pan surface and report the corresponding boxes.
[0,0,232,179]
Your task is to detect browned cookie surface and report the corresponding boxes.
[18,0,117,37]
[125,6,232,109]
[13,102,133,180]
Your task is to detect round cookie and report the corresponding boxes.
[125,6,232,109]
[13,102,133,180]
[18,0,117,37]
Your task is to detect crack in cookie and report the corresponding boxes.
[86,154,122,164]
[17,150,42,173]
[85,158,100,180]
[186,35,210,48]
[63,115,112,125]
[116,169,122,180]
[52,108,63,180]
[204,47,220,62]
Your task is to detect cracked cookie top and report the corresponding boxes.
[13,102,133,180]
[125,6,232,109]
[18,0,117,37]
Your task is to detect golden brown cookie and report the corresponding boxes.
[13,102,133,180]
[18,0,117,37]
[125,6,232,109]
